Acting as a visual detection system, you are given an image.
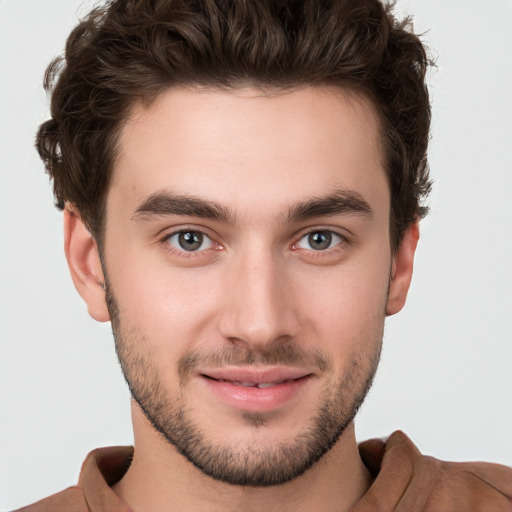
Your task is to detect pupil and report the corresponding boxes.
[179,231,202,251]
[309,231,331,250]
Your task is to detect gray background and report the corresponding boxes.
[1,0,511,509]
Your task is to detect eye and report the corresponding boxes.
[295,230,343,251]
[165,230,213,252]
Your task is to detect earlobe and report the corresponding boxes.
[64,207,110,322]
[386,222,420,316]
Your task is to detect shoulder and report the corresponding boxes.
[357,431,512,511]
[427,458,512,511]
[12,486,88,512]
[11,445,133,512]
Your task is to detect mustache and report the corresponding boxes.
[178,344,332,383]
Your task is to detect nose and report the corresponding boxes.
[218,247,299,351]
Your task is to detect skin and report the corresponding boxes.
[64,86,418,512]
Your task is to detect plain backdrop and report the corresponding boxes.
[1,0,511,509]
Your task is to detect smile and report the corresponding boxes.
[208,377,301,388]
[199,369,313,412]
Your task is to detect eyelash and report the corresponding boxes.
[290,229,349,258]
[160,227,222,259]
[159,227,350,259]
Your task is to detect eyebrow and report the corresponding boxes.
[132,189,373,224]
[286,190,373,223]
[132,192,235,223]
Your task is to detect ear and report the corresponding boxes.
[386,222,420,316]
[63,207,110,322]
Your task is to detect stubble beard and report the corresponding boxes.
[106,284,383,487]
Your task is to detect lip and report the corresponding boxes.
[199,366,313,413]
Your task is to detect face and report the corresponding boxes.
[72,86,414,486]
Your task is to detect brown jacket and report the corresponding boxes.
[14,432,512,511]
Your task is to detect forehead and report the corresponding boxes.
[110,85,387,220]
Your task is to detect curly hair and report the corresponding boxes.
[36,0,432,251]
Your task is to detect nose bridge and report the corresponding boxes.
[219,243,297,349]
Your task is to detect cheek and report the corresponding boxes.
[107,253,222,351]
[294,255,390,357]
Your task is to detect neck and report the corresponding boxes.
[112,403,371,512]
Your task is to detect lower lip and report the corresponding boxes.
[201,376,311,412]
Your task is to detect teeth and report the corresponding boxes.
[216,378,289,388]
[235,380,286,388]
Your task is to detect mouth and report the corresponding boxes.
[199,367,313,412]
[203,376,308,389]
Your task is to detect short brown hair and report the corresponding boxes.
[36,0,432,251]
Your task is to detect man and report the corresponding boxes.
[11,0,511,510]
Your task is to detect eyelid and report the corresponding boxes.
[294,230,343,251]
[159,224,217,241]
[290,226,350,249]
[160,225,224,254]
[158,224,349,258]
[166,231,213,252]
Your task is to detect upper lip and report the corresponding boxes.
[200,366,312,384]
